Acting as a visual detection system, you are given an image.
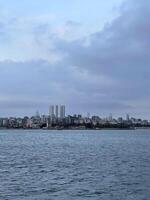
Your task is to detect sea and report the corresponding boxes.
[0,129,150,200]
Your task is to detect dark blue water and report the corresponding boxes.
[0,130,150,200]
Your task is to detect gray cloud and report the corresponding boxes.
[0,60,115,116]
[0,0,150,117]
[51,0,150,102]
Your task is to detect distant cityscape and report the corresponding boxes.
[0,105,150,130]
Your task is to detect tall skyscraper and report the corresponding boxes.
[60,105,65,119]
[109,113,113,121]
[63,105,65,118]
[55,105,59,119]
[126,114,130,122]
[49,105,54,118]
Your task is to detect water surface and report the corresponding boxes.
[0,130,150,200]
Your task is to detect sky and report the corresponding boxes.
[0,0,149,118]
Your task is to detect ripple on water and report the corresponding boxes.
[0,130,150,200]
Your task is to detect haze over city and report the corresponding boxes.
[0,0,149,118]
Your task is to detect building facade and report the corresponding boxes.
[60,105,65,119]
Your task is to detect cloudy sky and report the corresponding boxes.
[0,0,149,118]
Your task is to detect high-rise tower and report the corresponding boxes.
[55,105,59,119]
[60,105,65,119]
[49,105,54,118]
[126,114,130,122]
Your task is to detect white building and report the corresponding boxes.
[49,105,55,118]
[60,105,65,119]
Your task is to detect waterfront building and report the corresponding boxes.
[109,113,113,122]
[55,105,59,119]
[49,105,55,118]
[126,114,130,122]
[118,117,123,123]
[60,105,65,119]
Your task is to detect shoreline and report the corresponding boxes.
[0,127,150,131]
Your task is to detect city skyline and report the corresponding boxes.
[0,104,149,122]
[0,104,149,129]
[0,0,150,118]
[0,103,149,120]
[0,108,149,130]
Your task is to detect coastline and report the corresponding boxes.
[0,127,150,131]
